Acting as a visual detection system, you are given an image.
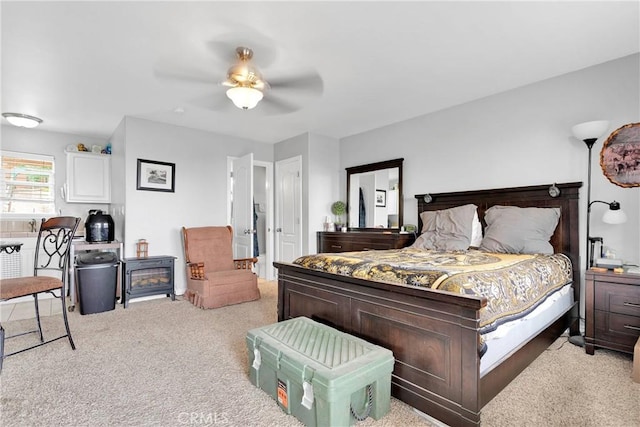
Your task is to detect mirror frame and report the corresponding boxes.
[346,158,404,231]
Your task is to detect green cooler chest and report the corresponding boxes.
[246,317,394,426]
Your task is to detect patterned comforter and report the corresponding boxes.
[293,248,573,334]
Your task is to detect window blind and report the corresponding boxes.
[1,150,56,215]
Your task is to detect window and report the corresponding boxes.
[1,150,56,215]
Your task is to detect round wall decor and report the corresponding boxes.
[600,122,640,188]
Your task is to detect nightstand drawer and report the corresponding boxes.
[594,282,640,316]
[594,310,640,349]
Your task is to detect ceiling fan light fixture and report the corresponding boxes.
[2,112,43,128]
[226,86,264,110]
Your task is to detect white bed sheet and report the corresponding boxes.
[480,284,573,376]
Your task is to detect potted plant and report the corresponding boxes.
[331,201,347,231]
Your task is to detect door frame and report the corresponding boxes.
[254,160,274,280]
[227,157,275,280]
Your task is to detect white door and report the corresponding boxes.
[275,156,302,263]
[231,153,254,259]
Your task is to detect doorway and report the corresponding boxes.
[253,160,274,280]
[228,156,274,280]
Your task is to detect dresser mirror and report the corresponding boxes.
[346,158,403,230]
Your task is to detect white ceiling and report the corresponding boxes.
[2,1,639,144]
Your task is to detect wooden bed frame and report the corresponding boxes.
[274,182,582,427]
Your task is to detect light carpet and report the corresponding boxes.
[1,280,638,427]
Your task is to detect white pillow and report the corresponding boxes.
[470,210,483,248]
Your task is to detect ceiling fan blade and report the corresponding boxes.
[153,64,219,86]
[259,94,303,115]
[189,92,234,112]
[268,71,323,96]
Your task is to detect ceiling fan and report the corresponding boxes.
[222,45,324,112]
[223,47,269,110]
[154,43,323,114]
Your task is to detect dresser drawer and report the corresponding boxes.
[321,237,354,253]
[594,282,640,316]
[594,310,640,350]
[317,231,415,254]
[351,240,391,251]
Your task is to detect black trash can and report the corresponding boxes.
[75,252,119,315]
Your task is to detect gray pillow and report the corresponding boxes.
[479,206,560,254]
[412,204,477,251]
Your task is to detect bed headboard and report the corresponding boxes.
[415,182,582,290]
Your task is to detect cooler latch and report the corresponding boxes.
[301,365,315,410]
[252,348,261,370]
[252,337,262,370]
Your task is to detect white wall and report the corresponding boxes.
[121,117,273,294]
[340,54,640,269]
[308,133,340,253]
[108,119,126,243]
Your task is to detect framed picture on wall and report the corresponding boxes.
[136,159,175,192]
[375,189,386,207]
[600,122,640,188]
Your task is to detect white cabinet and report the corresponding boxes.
[65,152,111,203]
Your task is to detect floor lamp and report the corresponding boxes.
[569,120,627,347]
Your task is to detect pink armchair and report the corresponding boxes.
[181,226,260,309]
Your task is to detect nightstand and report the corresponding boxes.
[584,269,640,355]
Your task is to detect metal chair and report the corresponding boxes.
[0,216,80,372]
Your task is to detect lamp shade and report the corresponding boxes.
[226,86,263,110]
[571,120,609,141]
[2,112,42,128]
[602,207,627,225]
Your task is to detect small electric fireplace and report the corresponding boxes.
[121,256,176,308]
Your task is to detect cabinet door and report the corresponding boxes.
[66,152,111,203]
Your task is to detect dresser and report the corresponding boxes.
[317,231,415,253]
[584,269,640,355]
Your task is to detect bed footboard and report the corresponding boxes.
[276,262,487,427]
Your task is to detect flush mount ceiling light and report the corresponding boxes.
[2,112,43,128]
